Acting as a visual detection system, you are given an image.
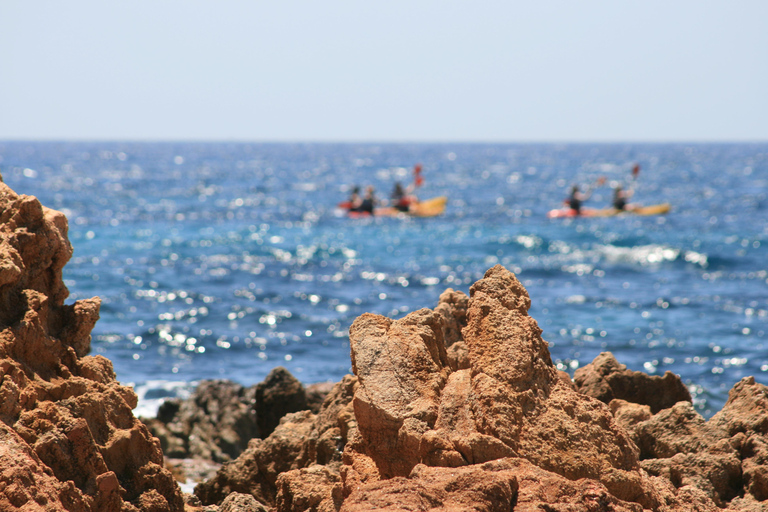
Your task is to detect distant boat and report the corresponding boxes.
[346,196,448,218]
[547,203,671,219]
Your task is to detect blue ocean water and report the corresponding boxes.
[1,141,766,418]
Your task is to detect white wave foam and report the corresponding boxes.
[515,234,542,250]
[131,380,197,419]
[684,250,708,267]
[597,244,680,266]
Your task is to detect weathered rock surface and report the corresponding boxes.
[574,351,692,414]
[0,179,183,511]
[194,264,768,511]
[144,367,332,482]
[631,376,768,508]
[144,379,259,463]
[342,265,660,508]
[195,375,357,509]
[255,367,310,439]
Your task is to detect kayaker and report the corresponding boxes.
[391,181,418,212]
[347,185,363,211]
[567,184,592,215]
[612,184,635,211]
[358,185,377,214]
[565,177,605,215]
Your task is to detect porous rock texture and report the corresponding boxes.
[195,374,357,509]
[0,179,183,511]
[574,351,692,414]
[143,367,323,465]
[195,264,768,511]
[143,379,258,463]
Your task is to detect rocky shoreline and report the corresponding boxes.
[1,177,767,511]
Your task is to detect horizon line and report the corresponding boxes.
[1,137,767,145]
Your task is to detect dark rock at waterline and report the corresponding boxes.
[143,380,259,463]
[195,375,357,508]
[256,367,309,438]
[144,367,333,464]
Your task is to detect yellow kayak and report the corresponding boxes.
[407,196,448,217]
[352,196,447,218]
[548,203,671,218]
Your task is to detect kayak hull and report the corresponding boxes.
[348,196,448,218]
[547,203,671,218]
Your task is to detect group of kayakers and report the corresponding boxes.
[346,185,377,214]
[346,182,420,215]
[341,162,646,218]
[345,164,423,215]
[565,164,640,215]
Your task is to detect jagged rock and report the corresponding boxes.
[630,376,768,507]
[709,376,768,436]
[0,180,183,511]
[144,380,258,463]
[610,399,653,437]
[190,375,357,510]
[9,183,767,512]
[445,340,470,371]
[634,401,715,460]
[341,457,657,512]
[574,351,692,414]
[340,462,519,512]
[433,287,468,348]
[299,375,357,467]
[0,421,90,511]
[275,464,342,512]
[342,265,658,508]
[218,492,269,512]
[195,375,358,509]
[194,410,315,506]
[145,368,331,466]
[256,367,309,438]
[306,381,337,414]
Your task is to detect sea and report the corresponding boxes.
[1,141,766,419]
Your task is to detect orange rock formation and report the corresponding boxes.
[0,178,183,511]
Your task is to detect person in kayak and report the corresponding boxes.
[391,181,418,212]
[565,177,604,215]
[347,185,363,211]
[567,184,592,215]
[358,185,377,214]
[612,184,635,211]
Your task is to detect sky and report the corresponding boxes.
[1,1,766,142]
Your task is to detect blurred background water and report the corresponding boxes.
[1,141,766,418]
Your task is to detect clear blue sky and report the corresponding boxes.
[1,1,766,142]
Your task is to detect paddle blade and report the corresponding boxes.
[414,163,424,187]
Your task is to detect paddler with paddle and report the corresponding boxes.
[611,163,640,212]
[390,163,424,212]
[566,176,605,215]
